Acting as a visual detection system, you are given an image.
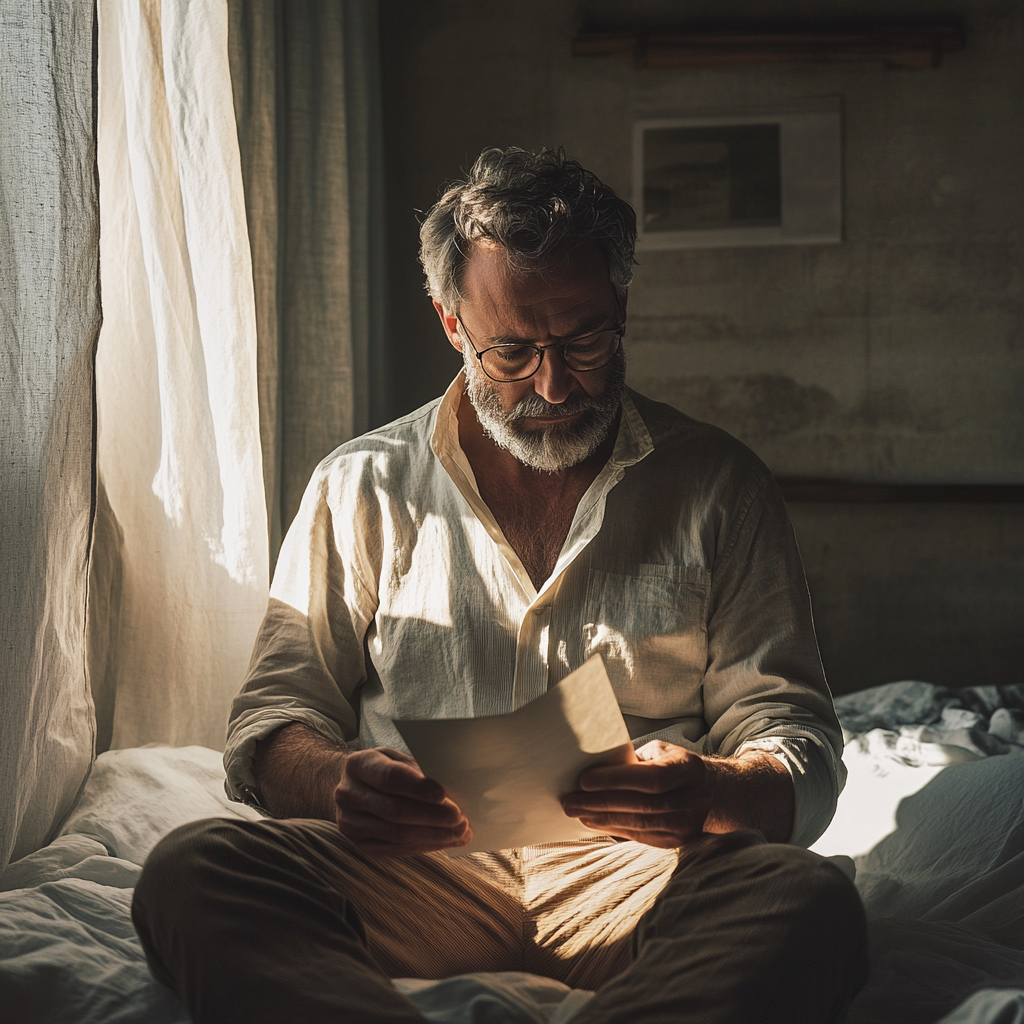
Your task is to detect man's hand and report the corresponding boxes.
[334,747,472,857]
[561,740,712,848]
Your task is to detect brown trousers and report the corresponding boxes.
[132,818,867,1024]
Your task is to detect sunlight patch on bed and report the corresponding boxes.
[811,742,946,859]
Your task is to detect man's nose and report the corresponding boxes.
[531,347,579,405]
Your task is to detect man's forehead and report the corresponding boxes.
[459,240,614,333]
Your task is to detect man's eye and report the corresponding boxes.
[566,330,615,356]
[494,346,534,364]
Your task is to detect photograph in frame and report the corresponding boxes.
[634,109,843,249]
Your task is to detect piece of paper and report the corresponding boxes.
[395,654,634,853]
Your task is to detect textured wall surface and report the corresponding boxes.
[791,504,1024,693]
[379,0,1023,691]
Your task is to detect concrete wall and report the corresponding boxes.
[378,0,1024,692]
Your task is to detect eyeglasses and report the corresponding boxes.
[456,315,625,383]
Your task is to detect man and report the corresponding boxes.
[133,148,867,1023]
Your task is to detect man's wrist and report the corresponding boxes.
[253,722,350,821]
[702,750,795,843]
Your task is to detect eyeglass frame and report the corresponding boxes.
[455,313,626,383]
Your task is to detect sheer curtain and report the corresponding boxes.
[88,0,384,751]
[87,0,269,753]
[1,0,381,872]
[0,1,100,874]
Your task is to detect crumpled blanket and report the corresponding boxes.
[835,680,1024,760]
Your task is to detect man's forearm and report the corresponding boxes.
[704,750,795,843]
[252,722,349,820]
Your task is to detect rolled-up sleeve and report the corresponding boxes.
[224,456,380,806]
[703,474,845,848]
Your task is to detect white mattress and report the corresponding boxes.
[2,681,1024,1024]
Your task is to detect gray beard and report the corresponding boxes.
[463,348,626,473]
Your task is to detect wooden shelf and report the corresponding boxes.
[777,481,1024,504]
[573,23,965,71]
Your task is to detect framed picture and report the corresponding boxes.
[633,109,842,249]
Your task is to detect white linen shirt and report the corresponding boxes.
[226,375,845,847]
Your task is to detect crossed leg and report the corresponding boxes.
[132,818,866,1024]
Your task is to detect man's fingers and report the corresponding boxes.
[578,757,705,793]
[338,775,465,828]
[338,807,471,855]
[567,742,712,848]
[346,748,447,803]
[334,747,472,856]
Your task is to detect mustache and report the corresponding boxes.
[508,391,606,421]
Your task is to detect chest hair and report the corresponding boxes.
[481,480,587,590]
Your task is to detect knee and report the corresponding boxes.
[134,818,248,920]
[752,842,844,885]
[131,818,257,982]
[137,818,244,888]
[135,816,355,922]
[743,845,868,982]
[761,845,870,1002]
[729,843,865,926]
[653,840,869,1007]
[762,845,863,917]
[665,836,867,944]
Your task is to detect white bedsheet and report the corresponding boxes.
[2,682,1024,1023]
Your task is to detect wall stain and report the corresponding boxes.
[637,374,948,440]
[642,373,839,438]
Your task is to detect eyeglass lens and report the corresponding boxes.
[480,329,620,382]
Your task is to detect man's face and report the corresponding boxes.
[442,241,626,473]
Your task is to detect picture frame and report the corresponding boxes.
[633,109,842,249]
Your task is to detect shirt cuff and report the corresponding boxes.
[736,733,844,848]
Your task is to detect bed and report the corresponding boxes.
[3,680,1024,1024]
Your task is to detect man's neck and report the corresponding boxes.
[457,391,617,589]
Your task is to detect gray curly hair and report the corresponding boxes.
[419,147,637,314]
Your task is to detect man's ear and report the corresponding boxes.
[433,300,462,353]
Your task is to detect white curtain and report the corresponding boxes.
[0,1,100,874]
[88,0,270,752]
[1,0,379,872]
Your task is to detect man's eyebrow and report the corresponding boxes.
[482,312,617,346]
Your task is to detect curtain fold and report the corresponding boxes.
[88,0,269,752]
[228,0,387,555]
[0,1,100,872]
[226,0,283,558]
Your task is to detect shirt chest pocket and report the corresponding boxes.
[582,565,710,717]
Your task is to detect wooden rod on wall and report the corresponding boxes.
[573,23,965,71]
